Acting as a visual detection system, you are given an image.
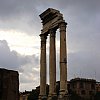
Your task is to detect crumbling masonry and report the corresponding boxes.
[39,8,68,100]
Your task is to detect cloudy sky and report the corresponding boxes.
[0,0,100,92]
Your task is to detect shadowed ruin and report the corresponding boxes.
[0,68,19,100]
[39,8,68,100]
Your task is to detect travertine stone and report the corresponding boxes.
[59,22,68,98]
[39,8,68,100]
[39,34,47,99]
[39,8,63,34]
[48,29,57,99]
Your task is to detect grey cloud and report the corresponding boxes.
[0,40,19,68]
[53,0,100,13]
[0,0,36,18]
[20,66,39,82]
[0,0,100,90]
[0,40,40,91]
[0,40,39,70]
[0,0,99,35]
[0,0,42,34]
[68,51,100,81]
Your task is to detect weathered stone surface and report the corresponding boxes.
[49,29,56,97]
[39,8,63,34]
[39,8,68,100]
[0,68,19,100]
[39,34,47,99]
[59,22,68,96]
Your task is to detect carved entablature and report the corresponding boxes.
[39,8,64,34]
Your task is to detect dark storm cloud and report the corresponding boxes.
[0,0,42,34]
[0,0,36,18]
[0,40,39,70]
[0,0,100,89]
[0,0,99,34]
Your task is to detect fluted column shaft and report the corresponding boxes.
[59,22,67,95]
[49,29,56,96]
[40,34,47,98]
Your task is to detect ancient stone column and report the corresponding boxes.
[39,34,47,100]
[59,21,68,98]
[48,29,57,99]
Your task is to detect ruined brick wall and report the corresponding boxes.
[0,68,19,100]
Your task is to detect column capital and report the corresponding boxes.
[59,21,67,26]
[49,28,56,37]
[59,21,67,29]
[40,34,47,43]
[59,21,67,33]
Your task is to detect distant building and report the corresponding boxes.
[26,78,100,100]
[19,91,31,100]
[69,78,96,100]
[96,82,100,92]
[0,68,19,100]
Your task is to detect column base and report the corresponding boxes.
[58,90,69,100]
[58,94,70,100]
[47,93,57,100]
[38,95,47,100]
